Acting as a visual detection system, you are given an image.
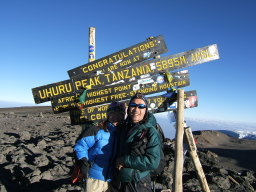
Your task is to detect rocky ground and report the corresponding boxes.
[0,106,255,192]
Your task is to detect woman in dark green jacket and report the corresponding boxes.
[115,93,161,192]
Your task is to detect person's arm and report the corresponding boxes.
[74,125,100,160]
[123,128,161,171]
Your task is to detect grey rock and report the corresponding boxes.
[219,168,228,176]
[34,155,49,167]
[37,139,47,149]
[41,170,53,180]
[29,175,42,184]
[51,164,69,176]
[212,176,231,189]
[39,112,44,117]
[0,154,6,163]
[20,131,31,140]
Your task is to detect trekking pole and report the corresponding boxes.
[153,177,156,192]
[174,89,184,192]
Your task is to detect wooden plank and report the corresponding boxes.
[51,70,190,113]
[68,35,167,77]
[69,90,197,125]
[184,127,210,192]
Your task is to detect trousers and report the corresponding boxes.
[85,178,111,192]
[120,175,152,192]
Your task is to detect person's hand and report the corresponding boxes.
[80,157,90,177]
[116,157,124,170]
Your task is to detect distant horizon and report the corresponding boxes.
[0,100,50,108]
[1,100,256,125]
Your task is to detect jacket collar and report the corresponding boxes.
[107,122,117,132]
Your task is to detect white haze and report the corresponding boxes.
[154,112,256,140]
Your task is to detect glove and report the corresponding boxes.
[79,157,90,177]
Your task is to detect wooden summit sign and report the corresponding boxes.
[51,70,190,113]
[68,35,167,77]
[69,90,198,125]
[32,44,219,104]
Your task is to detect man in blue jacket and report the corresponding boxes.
[74,101,126,192]
[116,93,161,192]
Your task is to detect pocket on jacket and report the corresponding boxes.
[119,168,134,182]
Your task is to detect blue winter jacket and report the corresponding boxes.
[74,122,119,181]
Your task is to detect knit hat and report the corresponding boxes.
[128,92,148,108]
[107,101,126,115]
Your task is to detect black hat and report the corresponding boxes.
[107,101,126,115]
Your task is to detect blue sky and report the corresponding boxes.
[0,0,256,123]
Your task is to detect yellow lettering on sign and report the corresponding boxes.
[38,83,73,99]
[191,49,213,62]
[149,41,155,47]
[87,87,112,98]
[87,107,94,113]
[112,52,129,62]
[124,69,131,79]
[103,59,108,66]
[107,65,118,72]
[112,54,118,62]
[104,74,110,82]
[56,96,75,104]
[97,105,108,112]
[82,66,88,73]
[58,85,65,94]
[84,96,108,106]
[120,59,132,67]
[110,92,127,100]
[58,98,63,103]
[106,64,154,84]
[74,79,90,90]
[91,113,107,121]
[109,57,114,63]
[78,39,160,75]
[114,84,131,93]
[85,76,102,89]
[82,56,118,73]
[75,81,82,90]
[156,56,187,71]
[132,55,139,62]
[132,41,156,54]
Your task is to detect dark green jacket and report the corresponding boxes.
[118,113,161,183]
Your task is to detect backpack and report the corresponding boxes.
[152,123,166,176]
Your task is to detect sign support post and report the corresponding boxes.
[174,89,185,192]
[89,27,96,62]
[80,27,96,130]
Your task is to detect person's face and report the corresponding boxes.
[129,98,147,123]
[108,111,125,126]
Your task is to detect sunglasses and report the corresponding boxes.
[129,103,147,109]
